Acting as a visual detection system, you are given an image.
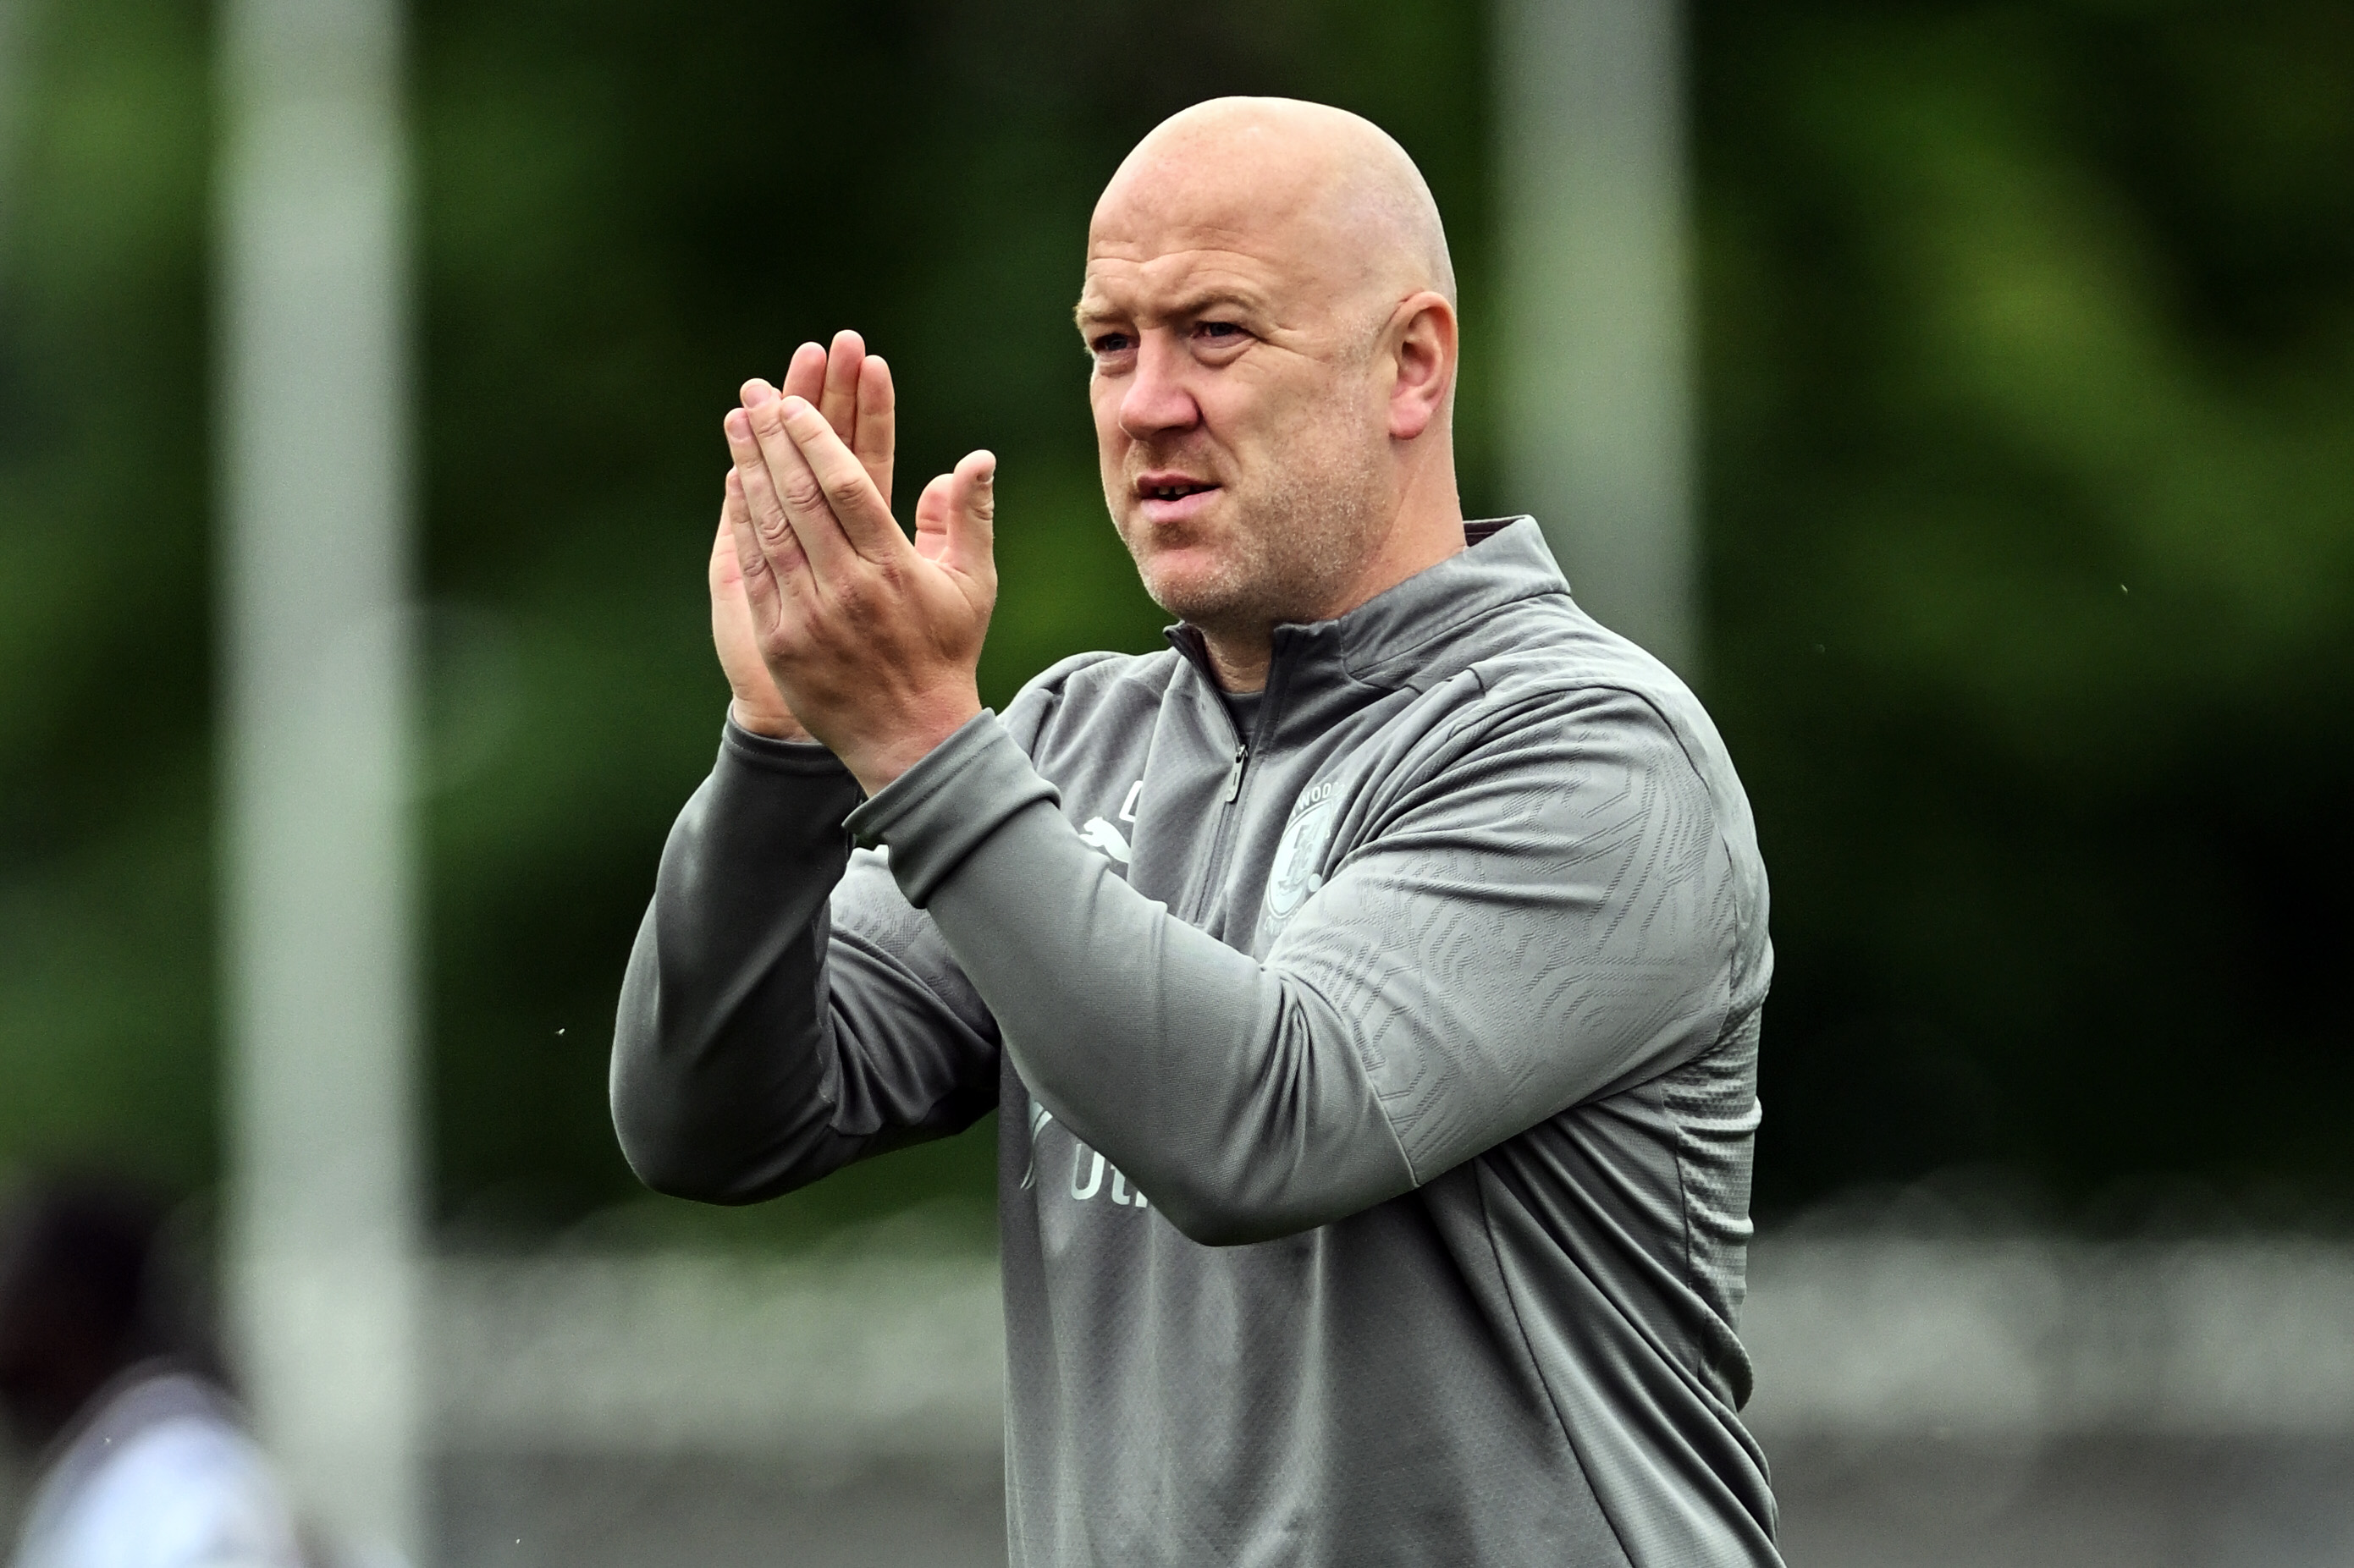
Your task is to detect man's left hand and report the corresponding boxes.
[722,379,997,795]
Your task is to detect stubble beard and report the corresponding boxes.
[1117,408,1390,641]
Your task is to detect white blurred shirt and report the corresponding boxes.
[10,1369,304,1568]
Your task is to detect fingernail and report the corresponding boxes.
[741,379,776,407]
[724,410,750,440]
[780,395,811,418]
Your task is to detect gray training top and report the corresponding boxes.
[612,518,1782,1566]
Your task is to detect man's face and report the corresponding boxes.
[1078,180,1395,637]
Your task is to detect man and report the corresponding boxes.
[0,1180,306,1568]
[614,97,1779,1565]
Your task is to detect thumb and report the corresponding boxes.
[916,450,996,586]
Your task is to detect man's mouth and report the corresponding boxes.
[1135,474,1222,524]
[1138,476,1216,501]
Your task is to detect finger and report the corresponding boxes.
[780,342,827,408]
[712,478,803,591]
[774,393,910,563]
[910,473,955,564]
[722,465,794,635]
[736,349,815,429]
[855,355,896,508]
[725,459,808,605]
[913,450,996,586]
[819,329,865,443]
[727,400,844,587]
[708,501,742,592]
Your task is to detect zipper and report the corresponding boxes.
[1177,633,1291,928]
[1181,695,1253,925]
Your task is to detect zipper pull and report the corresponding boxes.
[1221,743,1249,803]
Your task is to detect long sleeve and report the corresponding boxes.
[846,685,1743,1246]
[609,718,1001,1204]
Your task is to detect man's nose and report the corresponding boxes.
[1117,333,1200,440]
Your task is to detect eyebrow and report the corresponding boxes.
[1072,287,1269,333]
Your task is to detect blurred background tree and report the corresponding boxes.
[0,0,2346,1241]
[1700,3,2354,1217]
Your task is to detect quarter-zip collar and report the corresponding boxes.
[1160,515,1570,746]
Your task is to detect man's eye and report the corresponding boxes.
[1198,322,1243,341]
[1090,332,1134,357]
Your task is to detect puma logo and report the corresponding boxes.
[1020,1101,1148,1209]
[1078,778,1144,865]
[1078,817,1132,863]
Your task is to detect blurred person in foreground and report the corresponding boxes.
[0,1180,303,1568]
[614,96,1778,1565]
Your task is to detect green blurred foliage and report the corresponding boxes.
[1699,3,2354,1215]
[0,0,214,1194]
[0,0,2346,1240]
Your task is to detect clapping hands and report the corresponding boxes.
[709,331,998,795]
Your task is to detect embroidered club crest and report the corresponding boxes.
[1265,785,1337,926]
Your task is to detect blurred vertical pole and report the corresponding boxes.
[1495,0,1699,679]
[217,0,422,1562]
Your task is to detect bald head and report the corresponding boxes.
[1093,97,1455,314]
[1078,98,1466,688]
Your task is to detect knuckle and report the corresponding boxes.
[760,611,807,657]
[830,576,873,618]
[781,472,829,514]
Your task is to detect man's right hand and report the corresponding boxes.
[710,330,896,740]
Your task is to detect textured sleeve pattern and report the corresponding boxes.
[846,685,1739,1246]
[609,718,1001,1204]
[1277,681,1738,1181]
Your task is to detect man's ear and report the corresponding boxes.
[1387,291,1458,443]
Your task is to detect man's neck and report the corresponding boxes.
[1196,503,1469,693]
[1201,635,1271,694]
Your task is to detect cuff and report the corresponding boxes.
[720,711,858,783]
[844,712,1061,908]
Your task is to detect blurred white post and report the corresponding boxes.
[1495,0,1699,679]
[217,0,421,1562]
